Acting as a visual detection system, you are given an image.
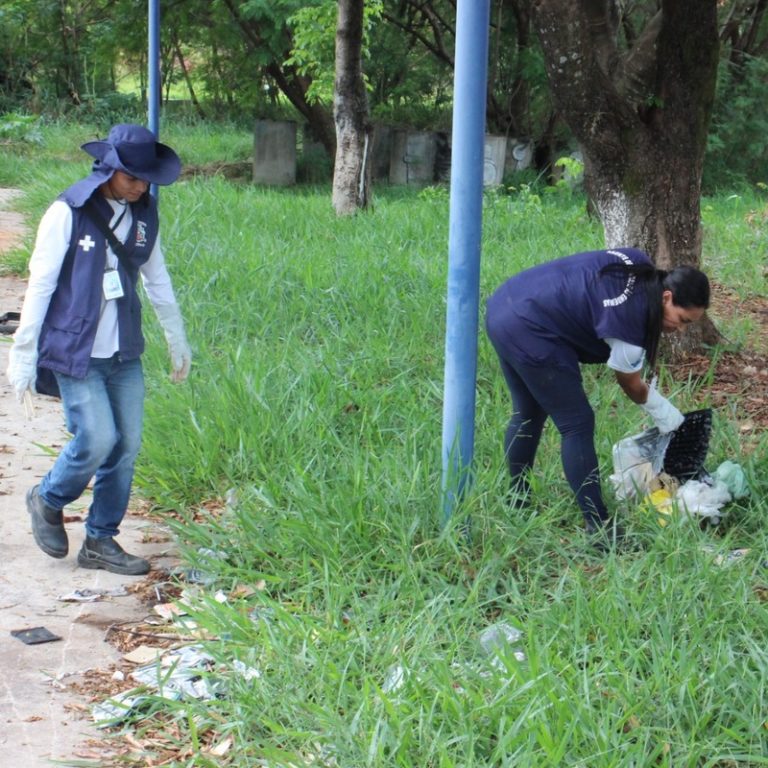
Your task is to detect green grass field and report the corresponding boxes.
[2,123,767,767]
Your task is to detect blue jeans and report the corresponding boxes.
[39,356,145,539]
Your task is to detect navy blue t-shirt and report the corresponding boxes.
[486,248,651,372]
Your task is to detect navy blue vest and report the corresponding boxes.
[486,248,651,372]
[37,184,160,379]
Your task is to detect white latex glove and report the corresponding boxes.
[641,386,684,434]
[6,344,38,402]
[154,303,192,382]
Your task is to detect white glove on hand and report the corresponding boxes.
[641,386,684,434]
[6,345,38,402]
[154,303,192,382]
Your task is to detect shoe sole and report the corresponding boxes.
[27,488,68,559]
[77,553,150,576]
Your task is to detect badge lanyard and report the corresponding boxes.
[84,200,131,301]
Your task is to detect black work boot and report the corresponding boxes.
[27,485,68,558]
[77,536,150,575]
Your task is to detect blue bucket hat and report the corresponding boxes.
[81,124,181,185]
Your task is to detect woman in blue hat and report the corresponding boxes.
[485,248,710,545]
[6,124,192,575]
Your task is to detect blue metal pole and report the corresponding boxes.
[440,0,491,524]
[148,0,160,198]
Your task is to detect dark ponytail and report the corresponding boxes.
[600,261,710,369]
[643,271,665,368]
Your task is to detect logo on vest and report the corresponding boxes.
[602,249,636,307]
[136,220,148,248]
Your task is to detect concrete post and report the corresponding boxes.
[483,135,507,187]
[371,124,392,181]
[389,130,438,185]
[253,120,297,186]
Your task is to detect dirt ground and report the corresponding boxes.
[668,282,768,436]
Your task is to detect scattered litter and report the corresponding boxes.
[168,546,229,586]
[130,645,220,699]
[150,601,203,632]
[479,621,526,663]
[93,645,225,727]
[647,488,674,521]
[123,645,166,664]
[713,461,749,500]
[649,472,680,496]
[382,664,407,694]
[11,626,62,645]
[207,737,234,758]
[702,545,750,567]
[92,688,153,726]
[169,566,216,586]
[153,602,187,620]
[248,606,275,625]
[676,478,732,523]
[57,587,129,602]
[611,416,747,527]
[610,428,671,500]
[111,670,125,682]
[230,582,264,598]
[232,659,261,681]
[214,590,228,603]
[198,547,228,561]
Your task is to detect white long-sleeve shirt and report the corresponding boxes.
[604,337,645,373]
[15,197,178,358]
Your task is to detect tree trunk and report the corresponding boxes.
[532,0,721,350]
[332,0,372,215]
[487,0,534,137]
[532,1,718,260]
[173,37,206,119]
[265,61,337,158]
[219,0,337,159]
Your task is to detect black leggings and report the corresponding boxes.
[494,355,608,525]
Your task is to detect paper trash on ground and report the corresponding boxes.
[92,644,234,727]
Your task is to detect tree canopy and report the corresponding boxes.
[0,0,766,189]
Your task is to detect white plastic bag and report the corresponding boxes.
[676,479,731,523]
[610,427,672,500]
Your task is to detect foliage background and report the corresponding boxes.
[1,0,767,188]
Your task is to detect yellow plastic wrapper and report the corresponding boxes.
[646,488,674,527]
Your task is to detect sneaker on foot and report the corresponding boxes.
[77,536,150,575]
[27,485,68,558]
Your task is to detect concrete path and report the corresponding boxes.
[0,194,175,765]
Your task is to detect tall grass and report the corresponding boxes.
[1,126,767,767]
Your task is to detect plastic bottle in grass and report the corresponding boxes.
[479,621,526,662]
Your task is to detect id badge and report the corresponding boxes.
[103,269,124,300]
